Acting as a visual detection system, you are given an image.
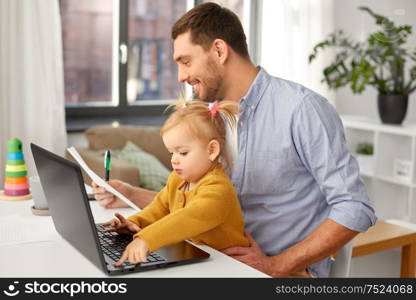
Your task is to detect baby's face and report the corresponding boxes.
[162,124,213,185]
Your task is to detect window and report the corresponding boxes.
[126,0,187,104]
[61,0,190,124]
[60,0,114,106]
[61,0,254,127]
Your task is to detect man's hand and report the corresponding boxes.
[102,213,141,235]
[92,180,157,209]
[222,232,274,276]
[114,238,149,267]
[92,180,131,208]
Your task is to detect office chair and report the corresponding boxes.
[329,241,353,277]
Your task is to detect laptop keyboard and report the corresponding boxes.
[95,224,167,267]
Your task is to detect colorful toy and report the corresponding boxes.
[0,137,32,201]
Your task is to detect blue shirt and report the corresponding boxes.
[230,67,377,277]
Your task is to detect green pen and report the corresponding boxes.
[104,150,111,181]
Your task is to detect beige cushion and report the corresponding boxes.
[85,125,171,170]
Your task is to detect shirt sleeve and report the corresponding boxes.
[134,181,232,252]
[292,94,377,232]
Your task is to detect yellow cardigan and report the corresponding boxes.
[127,164,249,252]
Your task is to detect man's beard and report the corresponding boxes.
[197,60,223,102]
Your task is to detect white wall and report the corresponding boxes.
[334,0,416,122]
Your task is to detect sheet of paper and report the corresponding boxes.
[67,147,140,212]
[85,184,93,194]
[0,215,61,246]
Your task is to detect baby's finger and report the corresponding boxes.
[109,218,119,226]
[102,219,114,227]
[130,251,140,264]
[115,213,127,223]
[139,250,147,263]
[104,222,118,232]
[130,250,137,264]
[114,251,128,267]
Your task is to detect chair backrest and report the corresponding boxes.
[329,241,353,277]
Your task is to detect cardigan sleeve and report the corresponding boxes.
[126,174,174,228]
[134,180,232,252]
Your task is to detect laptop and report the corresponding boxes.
[30,143,210,276]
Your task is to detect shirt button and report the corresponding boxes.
[251,105,255,110]
[240,121,243,127]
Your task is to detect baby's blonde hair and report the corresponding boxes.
[161,99,239,165]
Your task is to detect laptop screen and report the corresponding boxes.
[31,143,106,272]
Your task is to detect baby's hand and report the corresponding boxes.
[102,213,141,235]
[114,238,149,266]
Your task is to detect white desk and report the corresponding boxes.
[0,199,268,278]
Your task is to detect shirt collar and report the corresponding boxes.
[240,66,271,110]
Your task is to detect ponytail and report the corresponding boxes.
[161,99,239,167]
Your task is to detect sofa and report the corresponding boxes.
[66,125,171,187]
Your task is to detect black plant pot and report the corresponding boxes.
[377,94,409,125]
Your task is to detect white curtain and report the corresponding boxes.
[0,0,67,184]
[260,0,335,103]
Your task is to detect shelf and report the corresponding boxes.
[341,115,416,137]
[361,173,413,188]
[342,115,416,222]
[345,128,375,158]
[376,175,413,188]
[361,171,374,178]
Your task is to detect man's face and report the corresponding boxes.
[173,32,224,101]
[162,123,213,184]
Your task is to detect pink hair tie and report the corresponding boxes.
[208,101,219,117]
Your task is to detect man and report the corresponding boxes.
[93,2,376,277]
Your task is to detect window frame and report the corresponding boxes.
[65,0,172,122]
[65,0,258,130]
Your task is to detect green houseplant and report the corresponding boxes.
[355,142,374,174]
[309,7,416,124]
[356,142,374,155]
